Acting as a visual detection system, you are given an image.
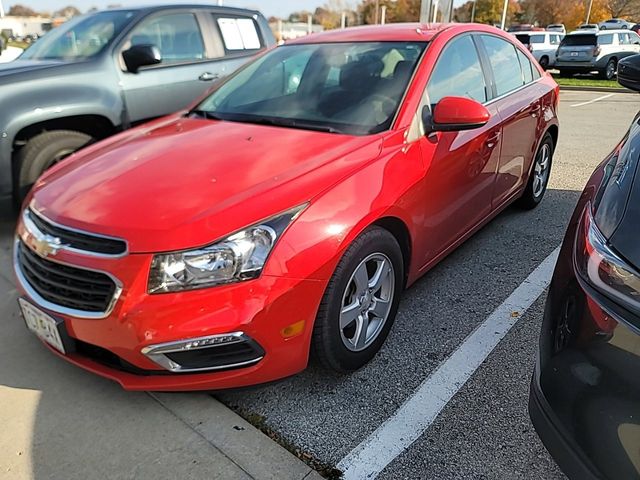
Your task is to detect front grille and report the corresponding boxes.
[17,240,117,313]
[27,209,127,256]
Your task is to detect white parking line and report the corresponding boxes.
[570,93,616,107]
[337,246,561,480]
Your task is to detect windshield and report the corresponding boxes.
[561,34,597,46]
[195,42,426,136]
[20,10,135,60]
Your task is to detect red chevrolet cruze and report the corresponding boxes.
[14,23,559,390]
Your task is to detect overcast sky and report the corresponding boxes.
[3,0,467,18]
[3,0,333,18]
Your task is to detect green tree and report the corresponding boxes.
[8,4,37,16]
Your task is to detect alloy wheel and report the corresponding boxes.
[339,253,395,352]
[533,142,551,198]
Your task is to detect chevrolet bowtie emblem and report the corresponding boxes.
[28,232,63,258]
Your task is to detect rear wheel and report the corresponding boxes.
[539,56,550,70]
[14,130,92,202]
[517,132,554,210]
[312,226,403,373]
[601,58,617,80]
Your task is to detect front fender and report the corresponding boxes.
[0,73,124,194]
[264,138,425,285]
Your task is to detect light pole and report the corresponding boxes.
[500,0,508,30]
[471,0,477,22]
[375,0,379,24]
[585,0,594,23]
[0,0,5,18]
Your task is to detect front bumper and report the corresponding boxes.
[14,225,327,391]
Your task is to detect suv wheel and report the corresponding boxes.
[602,58,617,80]
[539,56,549,70]
[312,226,403,373]
[14,130,92,202]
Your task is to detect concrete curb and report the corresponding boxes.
[151,393,324,480]
[559,85,636,94]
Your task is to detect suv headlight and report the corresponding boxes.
[148,205,306,293]
[575,204,640,316]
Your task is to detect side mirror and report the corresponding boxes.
[423,96,490,133]
[122,44,162,73]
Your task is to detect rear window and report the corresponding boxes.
[599,34,615,45]
[561,34,596,46]
[515,34,530,45]
[216,17,262,51]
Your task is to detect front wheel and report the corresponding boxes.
[14,130,92,202]
[312,226,404,373]
[517,132,554,210]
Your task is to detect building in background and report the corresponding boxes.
[270,20,324,41]
[0,16,52,37]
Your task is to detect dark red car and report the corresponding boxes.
[14,23,559,390]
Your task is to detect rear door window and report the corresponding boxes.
[427,34,487,106]
[480,35,524,97]
[215,17,262,53]
[530,35,545,44]
[598,34,614,45]
[516,49,533,84]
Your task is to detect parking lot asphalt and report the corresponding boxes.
[217,90,640,478]
[0,90,638,480]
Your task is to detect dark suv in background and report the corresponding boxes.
[0,5,275,201]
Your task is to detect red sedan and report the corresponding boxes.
[14,23,559,390]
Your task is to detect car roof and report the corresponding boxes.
[286,23,506,45]
[514,31,555,35]
[568,29,629,35]
[99,4,260,15]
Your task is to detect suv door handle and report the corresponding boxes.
[199,72,219,82]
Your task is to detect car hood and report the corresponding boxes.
[32,116,383,252]
[0,58,68,81]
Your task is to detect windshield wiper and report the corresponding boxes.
[237,116,345,134]
[189,109,223,121]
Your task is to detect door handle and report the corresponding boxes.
[199,72,220,82]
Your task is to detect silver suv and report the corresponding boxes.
[556,30,640,79]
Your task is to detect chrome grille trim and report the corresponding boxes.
[13,238,123,319]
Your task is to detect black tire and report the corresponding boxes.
[312,226,404,373]
[539,56,550,70]
[517,132,554,210]
[601,58,617,80]
[14,130,92,202]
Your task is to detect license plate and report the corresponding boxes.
[19,298,66,353]
[570,51,579,57]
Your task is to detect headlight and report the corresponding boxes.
[148,205,306,293]
[574,204,640,316]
